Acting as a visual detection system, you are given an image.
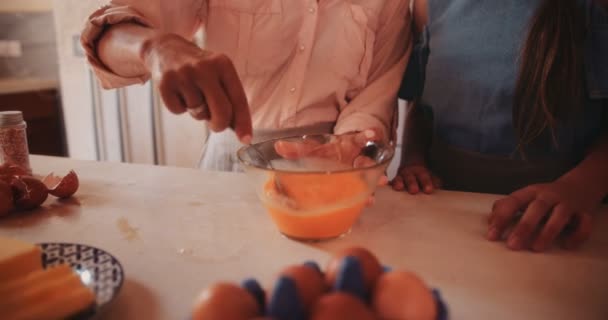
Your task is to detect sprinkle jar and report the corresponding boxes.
[0,111,32,174]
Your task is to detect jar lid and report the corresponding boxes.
[0,111,24,126]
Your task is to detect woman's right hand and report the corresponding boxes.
[142,34,252,143]
[391,157,441,195]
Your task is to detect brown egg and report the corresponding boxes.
[42,170,79,198]
[372,271,437,320]
[309,292,377,320]
[279,264,327,309]
[192,282,260,320]
[325,247,383,290]
[11,176,48,210]
[0,180,14,216]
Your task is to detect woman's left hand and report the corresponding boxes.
[274,129,388,206]
[487,179,599,252]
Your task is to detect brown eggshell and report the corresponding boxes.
[192,282,260,320]
[278,265,327,309]
[325,247,383,291]
[0,180,14,216]
[42,170,79,198]
[11,176,49,210]
[309,292,377,320]
[372,271,437,320]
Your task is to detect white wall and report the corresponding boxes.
[0,0,53,12]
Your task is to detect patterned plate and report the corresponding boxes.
[38,242,124,309]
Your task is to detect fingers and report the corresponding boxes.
[160,53,252,143]
[158,71,187,114]
[392,165,439,195]
[507,199,554,250]
[217,55,252,143]
[194,70,233,132]
[417,171,434,194]
[404,173,420,195]
[274,140,321,159]
[178,70,205,109]
[392,175,405,191]
[187,100,210,120]
[353,129,382,147]
[488,186,537,239]
[352,156,375,169]
[531,204,572,252]
[563,212,592,250]
[179,68,209,120]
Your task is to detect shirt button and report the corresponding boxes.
[289,87,296,93]
[308,7,316,14]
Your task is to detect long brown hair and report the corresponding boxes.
[513,0,588,150]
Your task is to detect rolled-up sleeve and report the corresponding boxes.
[334,1,413,141]
[81,0,204,89]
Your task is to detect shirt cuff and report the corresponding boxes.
[81,5,153,89]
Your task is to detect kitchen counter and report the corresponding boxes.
[1,155,607,320]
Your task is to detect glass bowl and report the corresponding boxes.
[237,134,395,242]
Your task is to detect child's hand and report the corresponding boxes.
[391,160,441,195]
[487,180,598,252]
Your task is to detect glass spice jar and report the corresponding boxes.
[0,111,32,174]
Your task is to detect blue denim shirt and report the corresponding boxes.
[399,0,607,159]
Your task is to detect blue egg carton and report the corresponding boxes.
[241,258,448,320]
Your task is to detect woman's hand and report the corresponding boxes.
[273,129,389,206]
[487,179,599,252]
[391,158,441,195]
[142,34,252,143]
[274,129,381,166]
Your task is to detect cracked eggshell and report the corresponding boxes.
[43,170,79,198]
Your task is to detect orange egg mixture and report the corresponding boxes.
[262,172,368,240]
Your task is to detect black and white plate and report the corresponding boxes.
[37,242,124,310]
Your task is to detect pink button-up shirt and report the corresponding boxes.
[82,0,413,138]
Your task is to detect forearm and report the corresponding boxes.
[558,132,608,205]
[401,102,432,164]
[97,23,160,78]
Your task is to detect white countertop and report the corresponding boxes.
[1,155,607,320]
[0,77,59,95]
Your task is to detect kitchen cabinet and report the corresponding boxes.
[0,80,67,157]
